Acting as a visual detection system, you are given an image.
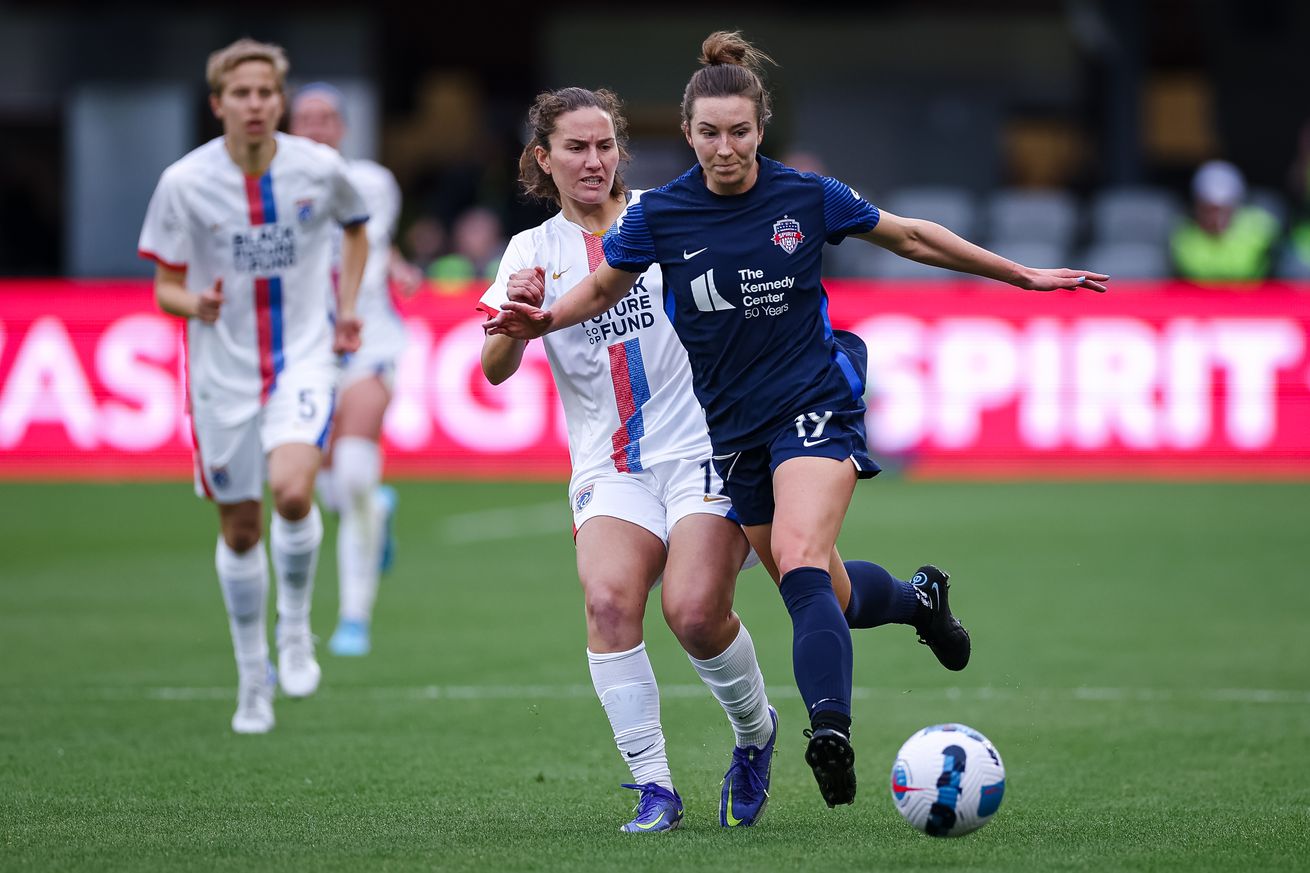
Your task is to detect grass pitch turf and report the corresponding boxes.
[1,479,1307,871]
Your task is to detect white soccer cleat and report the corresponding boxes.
[231,676,275,734]
[277,627,322,698]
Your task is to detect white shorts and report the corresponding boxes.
[339,351,396,393]
[570,456,759,569]
[191,366,337,503]
[339,311,405,392]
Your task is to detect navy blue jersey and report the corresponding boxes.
[602,156,880,452]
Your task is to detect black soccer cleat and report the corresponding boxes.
[803,727,857,808]
[911,565,971,672]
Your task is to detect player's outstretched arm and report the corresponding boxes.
[484,262,638,340]
[857,211,1109,293]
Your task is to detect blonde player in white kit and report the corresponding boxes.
[480,88,777,832]
[289,83,421,658]
[138,39,370,734]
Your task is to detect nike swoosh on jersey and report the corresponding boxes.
[682,247,708,259]
[802,437,831,447]
[702,494,730,503]
[552,267,571,280]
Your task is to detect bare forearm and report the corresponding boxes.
[546,269,631,332]
[882,219,1026,285]
[154,277,197,319]
[337,225,368,315]
[481,335,527,384]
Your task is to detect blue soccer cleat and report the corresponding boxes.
[618,783,684,833]
[328,618,371,657]
[720,705,777,827]
[376,484,398,574]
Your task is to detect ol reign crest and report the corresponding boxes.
[772,216,804,254]
[574,483,594,512]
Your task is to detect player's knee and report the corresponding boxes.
[272,489,314,521]
[664,597,725,650]
[223,525,261,554]
[582,580,644,633]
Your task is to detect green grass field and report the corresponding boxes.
[2,479,1308,872]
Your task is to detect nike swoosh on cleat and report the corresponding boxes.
[725,783,744,826]
[683,247,708,259]
[635,811,666,830]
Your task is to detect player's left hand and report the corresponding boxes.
[1021,268,1110,293]
[334,313,363,354]
[483,301,553,340]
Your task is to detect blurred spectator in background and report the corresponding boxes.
[402,214,447,277]
[1170,159,1278,282]
[1285,121,1310,276]
[427,205,505,293]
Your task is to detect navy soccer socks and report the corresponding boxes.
[778,567,852,731]
[842,560,927,629]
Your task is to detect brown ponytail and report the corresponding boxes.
[680,31,774,129]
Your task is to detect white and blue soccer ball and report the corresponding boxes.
[890,723,1006,837]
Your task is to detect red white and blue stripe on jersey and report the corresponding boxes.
[583,231,650,473]
[244,172,285,402]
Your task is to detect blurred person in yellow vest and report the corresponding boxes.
[1170,160,1278,282]
[427,206,505,294]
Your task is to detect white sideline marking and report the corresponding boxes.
[6,684,1309,705]
[438,501,565,543]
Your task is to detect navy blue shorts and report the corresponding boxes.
[711,404,881,527]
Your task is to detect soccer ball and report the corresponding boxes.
[890,723,1006,837]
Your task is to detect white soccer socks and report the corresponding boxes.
[272,505,323,697]
[688,622,774,749]
[333,436,383,624]
[588,642,673,790]
[215,538,274,733]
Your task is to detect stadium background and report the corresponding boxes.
[2,2,1308,871]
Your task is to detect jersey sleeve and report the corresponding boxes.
[137,169,191,271]
[328,155,371,227]
[821,175,880,243]
[476,232,533,317]
[365,166,402,246]
[601,199,656,273]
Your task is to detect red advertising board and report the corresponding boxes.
[2,278,1308,480]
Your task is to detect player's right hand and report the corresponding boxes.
[483,300,553,340]
[196,280,223,324]
[506,266,545,306]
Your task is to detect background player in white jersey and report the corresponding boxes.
[479,88,776,832]
[138,39,370,734]
[289,83,422,658]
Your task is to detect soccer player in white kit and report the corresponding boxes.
[289,83,421,658]
[138,39,370,734]
[480,88,777,832]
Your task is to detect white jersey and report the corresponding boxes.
[139,132,369,425]
[336,159,405,364]
[480,192,712,491]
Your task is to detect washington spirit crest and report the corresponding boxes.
[772,216,804,254]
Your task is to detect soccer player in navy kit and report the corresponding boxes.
[486,31,1109,808]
